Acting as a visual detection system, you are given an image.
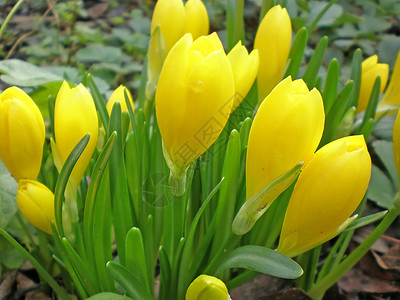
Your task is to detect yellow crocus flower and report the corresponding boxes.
[277,135,371,258]
[246,76,325,203]
[379,50,400,108]
[186,275,229,300]
[0,87,45,181]
[54,81,98,185]
[356,55,388,113]
[17,180,55,234]
[106,85,134,115]
[254,5,292,104]
[155,32,235,179]
[227,41,259,111]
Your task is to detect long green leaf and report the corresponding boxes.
[215,245,303,279]
[322,58,339,114]
[302,36,328,89]
[348,48,362,110]
[283,27,308,79]
[88,73,109,134]
[345,211,388,232]
[54,134,90,237]
[125,228,149,291]
[106,261,155,300]
[227,0,245,51]
[177,178,225,299]
[108,102,133,266]
[83,132,116,265]
[158,246,171,300]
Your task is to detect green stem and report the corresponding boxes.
[0,0,26,40]
[308,202,400,300]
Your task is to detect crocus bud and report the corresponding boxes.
[246,76,325,202]
[156,33,235,179]
[0,87,45,181]
[393,110,400,177]
[150,0,209,54]
[227,41,259,111]
[186,275,230,300]
[106,85,134,115]
[184,0,209,40]
[254,5,292,103]
[17,180,55,234]
[54,81,98,185]
[379,50,400,108]
[356,55,389,113]
[150,0,186,53]
[277,135,371,258]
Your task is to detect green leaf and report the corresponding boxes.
[76,45,123,63]
[232,162,303,235]
[106,261,155,300]
[226,0,245,51]
[372,140,399,187]
[87,293,132,300]
[345,211,388,232]
[125,228,149,291]
[368,165,396,209]
[307,1,342,31]
[302,36,328,89]
[0,59,63,86]
[54,134,90,237]
[283,27,308,79]
[0,159,18,228]
[87,73,109,133]
[215,245,303,279]
[322,59,339,115]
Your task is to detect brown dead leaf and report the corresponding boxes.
[88,3,109,19]
[0,269,18,300]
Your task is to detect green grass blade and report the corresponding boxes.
[302,36,328,89]
[322,59,339,114]
[87,74,109,134]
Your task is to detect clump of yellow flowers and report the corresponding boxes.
[0,2,398,300]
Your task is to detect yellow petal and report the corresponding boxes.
[277,135,371,257]
[380,50,400,106]
[0,87,45,181]
[228,41,259,111]
[156,33,234,177]
[357,55,389,113]
[17,180,55,234]
[246,76,325,202]
[184,0,209,39]
[186,275,229,300]
[55,81,98,184]
[255,5,292,103]
[106,85,134,115]
[150,0,186,53]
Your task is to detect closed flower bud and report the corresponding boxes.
[246,76,325,203]
[254,5,292,103]
[156,33,235,179]
[379,50,400,108]
[277,135,371,258]
[150,0,186,53]
[356,55,389,113]
[17,180,55,234]
[0,87,45,181]
[227,41,259,111]
[106,85,134,115]
[184,0,209,40]
[54,81,98,185]
[186,275,230,300]
[150,0,209,54]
